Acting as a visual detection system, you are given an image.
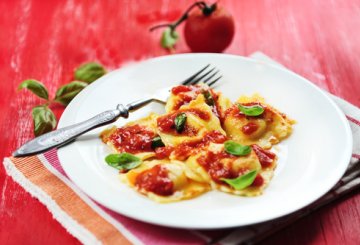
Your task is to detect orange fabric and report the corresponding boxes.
[11,156,132,245]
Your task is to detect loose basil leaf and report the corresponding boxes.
[54,81,88,106]
[32,105,57,136]
[18,79,49,100]
[224,141,251,156]
[221,170,258,190]
[74,62,107,83]
[238,104,264,116]
[203,90,215,106]
[151,136,165,149]
[174,113,187,133]
[161,28,179,49]
[105,153,141,171]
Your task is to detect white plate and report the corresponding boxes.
[58,54,352,229]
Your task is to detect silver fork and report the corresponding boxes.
[13,65,222,157]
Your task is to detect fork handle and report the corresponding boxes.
[13,104,130,157]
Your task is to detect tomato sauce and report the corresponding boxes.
[135,165,174,196]
[186,108,211,121]
[197,150,238,183]
[172,131,227,160]
[225,103,267,120]
[171,85,193,94]
[157,113,198,136]
[251,174,264,187]
[252,144,276,167]
[242,122,259,135]
[109,125,156,154]
[173,93,194,110]
[155,146,174,159]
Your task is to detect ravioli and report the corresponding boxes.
[100,113,159,160]
[120,160,209,203]
[186,143,276,196]
[223,94,294,149]
[100,86,293,203]
[157,94,225,147]
[166,84,232,122]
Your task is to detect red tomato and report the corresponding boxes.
[184,5,235,53]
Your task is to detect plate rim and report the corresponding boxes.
[57,53,353,229]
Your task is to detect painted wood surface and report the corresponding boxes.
[1,0,360,244]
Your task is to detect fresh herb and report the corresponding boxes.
[54,81,88,106]
[74,62,107,83]
[174,112,187,133]
[18,62,107,136]
[105,153,142,171]
[18,79,49,100]
[160,28,179,50]
[224,141,251,156]
[32,105,57,136]
[221,170,258,190]
[203,90,215,106]
[151,136,165,149]
[238,104,264,116]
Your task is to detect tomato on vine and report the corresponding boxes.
[150,1,235,53]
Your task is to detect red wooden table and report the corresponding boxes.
[1,0,360,244]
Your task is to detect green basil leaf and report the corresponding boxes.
[105,153,141,170]
[32,106,57,136]
[161,28,179,49]
[203,90,215,106]
[18,79,49,100]
[221,170,258,190]
[54,81,88,106]
[238,104,264,116]
[151,136,165,149]
[174,112,187,133]
[224,140,251,156]
[74,62,107,83]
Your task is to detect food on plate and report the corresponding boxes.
[223,94,294,149]
[100,85,294,202]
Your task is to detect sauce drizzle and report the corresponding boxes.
[135,165,174,196]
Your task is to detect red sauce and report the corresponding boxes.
[173,93,194,110]
[186,108,211,121]
[197,151,238,183]
[155,146,174,159]
[171,85,193,94]
[224,103,267,120]
[157,113,198,136]
[252,144,276,168]
[224,105,245,119]
[109,125,156,154]
[135,165,174,196]
[242,122,259,135]
[173,131,227,160]
[251,174,264,187]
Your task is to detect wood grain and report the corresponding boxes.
[1,0,359,244]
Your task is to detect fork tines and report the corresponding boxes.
[181,64,222,87]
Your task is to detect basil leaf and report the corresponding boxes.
[54,81,88,106]
[224,141,251,156]
[74,62,107,83]
[238,104,264,116]
[221,170,258,190]
[151,136,165,149]
[18,79,49,100]
[174,113,187,133]
[203,90,215,106]
[105,153,141,171]
[32,106,57,136]
[161,28,179,49]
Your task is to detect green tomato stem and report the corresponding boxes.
[149,1,215,32]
